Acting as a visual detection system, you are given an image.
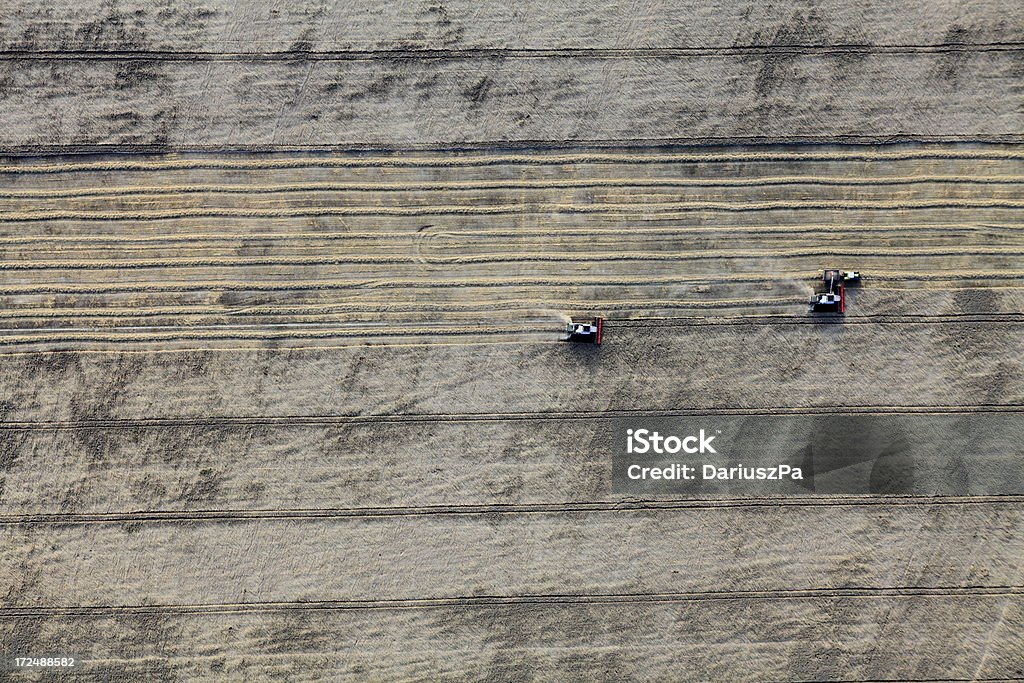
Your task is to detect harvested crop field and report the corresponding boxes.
[0,144,1022,680]
[1,0,1023,681]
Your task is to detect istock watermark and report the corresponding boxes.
[626,428,718,454]
[610,414,1023,496]
[617,423,803,492]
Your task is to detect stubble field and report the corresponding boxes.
[0,1,1023,681]
[0,144,1022,680]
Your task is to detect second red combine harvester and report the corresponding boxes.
[809,269,860,314]
[564,317,604,345]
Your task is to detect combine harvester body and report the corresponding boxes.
[810,269,860,314]
[564,317,604,345]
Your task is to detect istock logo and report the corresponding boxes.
[626,428,718,454]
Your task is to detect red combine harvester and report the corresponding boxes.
[809,269,860,314]
[564,317,604,345]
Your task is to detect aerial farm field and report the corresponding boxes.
[0,1,1022,681]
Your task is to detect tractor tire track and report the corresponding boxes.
[3,586,1021,618]
[2,496,1024,527]
[3,43,1023,61]
[2,405,1020,431]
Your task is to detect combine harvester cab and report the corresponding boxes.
[564,317,604,345]
[809,269,860,314]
